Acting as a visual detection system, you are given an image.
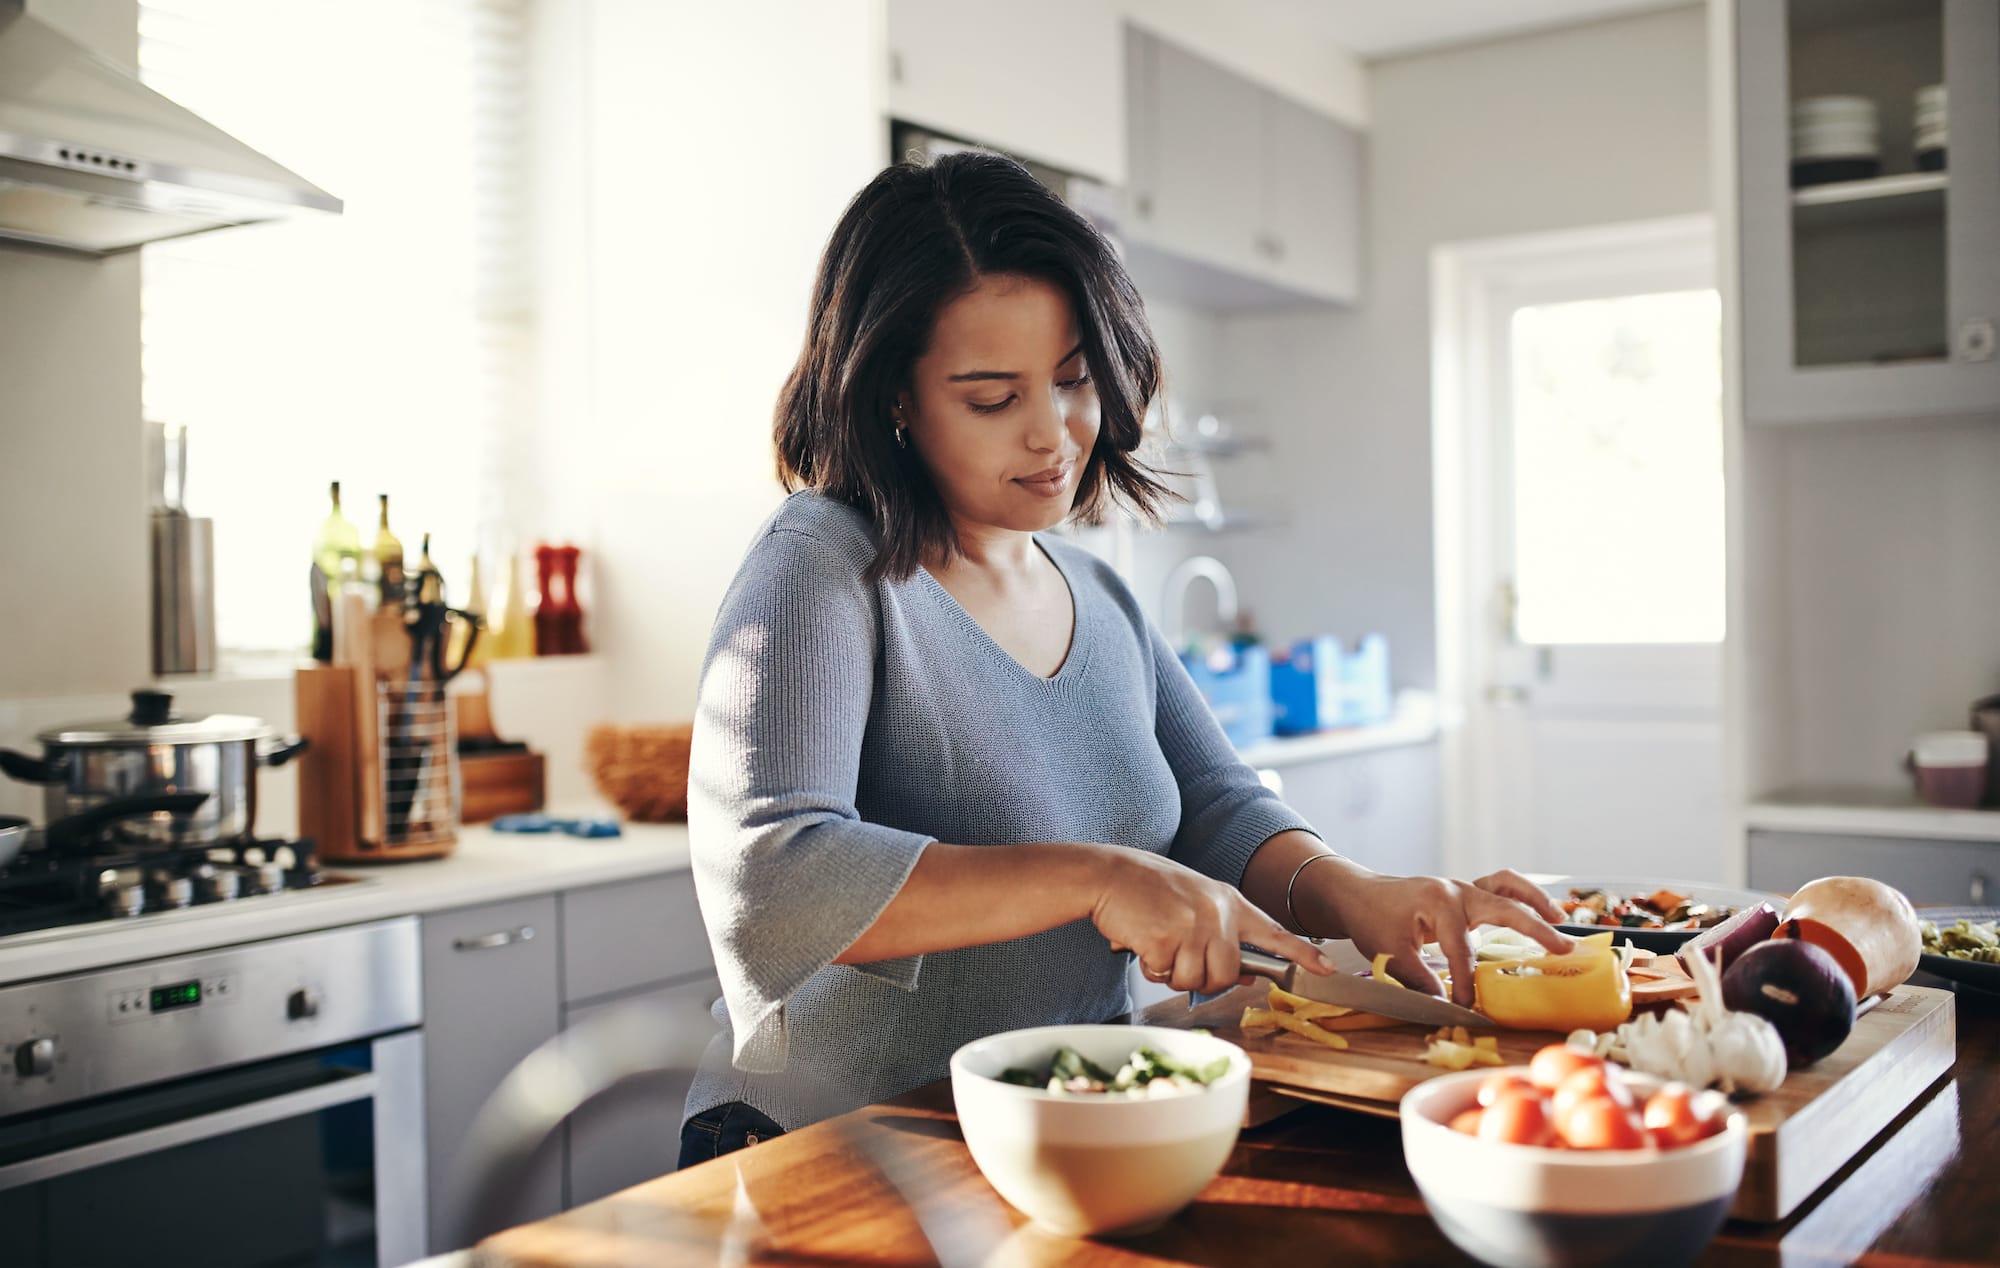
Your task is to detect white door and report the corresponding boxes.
[1435,218,1727,883]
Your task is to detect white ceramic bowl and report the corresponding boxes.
[1402,1067,1747,1268]
[1792,94,1877,122]
[949,1024,1250,1238]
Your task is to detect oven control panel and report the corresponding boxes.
[2,917,419,1115]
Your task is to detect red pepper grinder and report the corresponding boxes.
[532,544,561,656]
[554,544,588,654]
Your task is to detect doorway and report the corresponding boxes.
[1433,216,1726,884]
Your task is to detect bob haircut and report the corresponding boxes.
[773,150,1176,582]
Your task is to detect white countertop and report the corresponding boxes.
[0,820,692,987]
[1234,691,1438,769]
[1746,789,2000,844]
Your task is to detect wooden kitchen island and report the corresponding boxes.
[476,982,1998,1267]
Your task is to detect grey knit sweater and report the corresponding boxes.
[683,491,1313,1131]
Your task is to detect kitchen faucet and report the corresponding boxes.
[1161,555,1239,651]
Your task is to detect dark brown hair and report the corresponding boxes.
[774,151,1176,582]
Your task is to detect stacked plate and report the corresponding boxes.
[1915,83,1946,171]
[1791,95,1881,186]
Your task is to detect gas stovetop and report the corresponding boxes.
[0,835,360,938]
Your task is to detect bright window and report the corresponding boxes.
[1509,289,1725,646]
[138,0,532,652]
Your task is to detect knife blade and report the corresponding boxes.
[1239,948,1496,1029]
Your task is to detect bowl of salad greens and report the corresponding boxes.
[949,1024,1249,1238]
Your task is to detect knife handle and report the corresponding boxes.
[1238,948,1293,982]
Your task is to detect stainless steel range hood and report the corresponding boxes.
[0,0,340,256]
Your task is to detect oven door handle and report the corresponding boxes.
[0,1067,379,1190]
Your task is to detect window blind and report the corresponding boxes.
[138,0,532,651]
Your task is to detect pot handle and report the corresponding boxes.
[46,792,211,854]
[259,735,310,768]
[0,748,62,785]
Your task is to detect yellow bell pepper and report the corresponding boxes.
[1474,932,1633,1032]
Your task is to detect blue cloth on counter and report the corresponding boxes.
[685,491,1315,1132]
[491,813,623,838]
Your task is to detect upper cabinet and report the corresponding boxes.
[887,0,1125,183]
[1125,27,1363,307]
[1736,0,2000,424]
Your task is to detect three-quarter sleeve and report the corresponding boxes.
[688,526,935,1074]
[1149,621,1316,886]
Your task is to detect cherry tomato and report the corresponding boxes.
[1528,1044,1603,1093]
[1556,1095,1650,1150]
[1449,1108,1486,1136]
[1478,1088,1556,1147]
[1551,1063,1636,1121]
[1642,1085,1719,1149]
[1476,1071,1539,1108]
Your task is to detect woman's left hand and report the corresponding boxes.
[1309,866,1573,1007]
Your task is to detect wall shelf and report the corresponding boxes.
[1792,172,1948,231]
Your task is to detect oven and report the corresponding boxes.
[0,918,424,1267]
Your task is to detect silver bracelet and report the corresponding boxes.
[1285,852,1341,936]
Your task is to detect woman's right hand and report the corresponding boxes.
[1086,847,1338,994]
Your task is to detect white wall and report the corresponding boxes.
[1210,4,1710,688]
[0,0,148,700]
[532,0,890,724]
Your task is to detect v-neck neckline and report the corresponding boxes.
[917,537,1090,686]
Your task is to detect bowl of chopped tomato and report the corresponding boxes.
[1400,1044,1746,1268]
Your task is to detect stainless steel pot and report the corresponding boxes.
[0,690,305,847]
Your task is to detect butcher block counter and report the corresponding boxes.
[474,983,1998,1267]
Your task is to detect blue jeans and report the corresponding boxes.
[677,1101,786,1170]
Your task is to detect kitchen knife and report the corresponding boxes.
[1239,948,1496,1029]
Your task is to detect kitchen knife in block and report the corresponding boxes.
[1239,948,1495,1028]
[341,594,384,847]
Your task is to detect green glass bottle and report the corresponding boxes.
[312,481,363,582]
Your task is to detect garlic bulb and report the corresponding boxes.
[1601,944,1787,1096]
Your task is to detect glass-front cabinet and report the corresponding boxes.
[1735,0,2000,424]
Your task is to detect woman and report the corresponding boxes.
[680,151,1569,1167]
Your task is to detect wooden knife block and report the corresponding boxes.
[296,665,458,862]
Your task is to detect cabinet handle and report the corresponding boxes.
[1957,319,1995,363]
[1972,873,1989,906]
[454,925,535,952]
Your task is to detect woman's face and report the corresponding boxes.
[900,273,1101,537]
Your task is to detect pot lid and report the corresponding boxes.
[37,689,273,746]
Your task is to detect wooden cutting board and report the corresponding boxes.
[1168,982,1956,1223]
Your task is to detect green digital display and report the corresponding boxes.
[150,980,202,1012]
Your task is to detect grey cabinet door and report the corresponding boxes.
[563,977,723,1207]
[422,895,562,1254]
[1138,33,1263,277]
[1749,829,2000,906]
[1256,743,1442,882]
[562,872,713,1006]
[1265,93,1362,304]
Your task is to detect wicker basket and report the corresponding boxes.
[585,723,693,822]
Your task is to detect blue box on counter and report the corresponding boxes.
[1269,635,1392,735]
[1179,643,1273,748]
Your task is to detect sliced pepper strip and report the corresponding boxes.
[1266,982,1356,1022]
[1240,1007,1352,1050]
